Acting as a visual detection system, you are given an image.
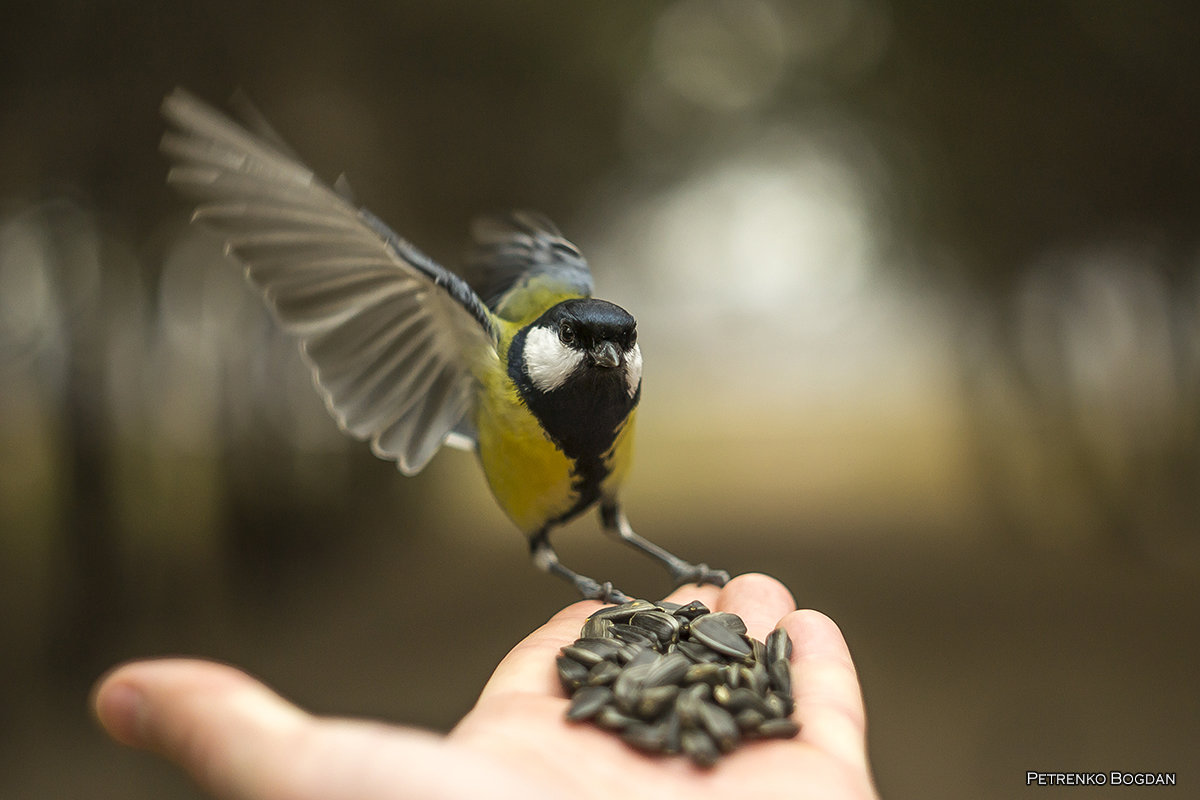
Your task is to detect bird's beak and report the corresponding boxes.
[589,341,622,368]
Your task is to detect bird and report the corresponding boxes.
[159,88,729,602]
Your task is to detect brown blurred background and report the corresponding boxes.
[2,1,1199,797]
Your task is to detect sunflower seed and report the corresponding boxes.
[767,656,791,695]
[613,662,653,714]
[698,701,741,752]
[689,614,753,659]
[643,652,690,688]
[766,627,793,663]
[764,691,793,719]
[681,729,720,767]
[675,682,710,727]
[589,599,657,622]
[735,708,767,731]
[587,660,622,686]
[625,647,661,669]
[673,600,710,620]
[621,721,666,752]
[706,611,748,635]
[595,705,638,731]
[556,655,588,691]
[580,615,614,640]
[770,689,796,717]
[631,610,682,644]
[683,662,726,686]
[636,684,680,718]
[610,623,658,648]
[756,718,800,739]
[561,596,799,762]
[743,661,770,695]
[716,686,772,716]
[566,686,613,720]
[674,640,723,664]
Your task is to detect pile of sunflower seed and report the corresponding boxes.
[557,598,798,766]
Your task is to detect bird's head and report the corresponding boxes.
[519,298,641,399]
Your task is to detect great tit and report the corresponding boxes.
[160,89,729,602]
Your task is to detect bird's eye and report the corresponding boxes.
[558,323,576,346]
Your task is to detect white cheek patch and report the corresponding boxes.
[624,343,642,397]
[524,325,584,392]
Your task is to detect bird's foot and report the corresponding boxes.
[673,563,731,589]
[577,579,632,605]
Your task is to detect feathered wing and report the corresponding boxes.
[161,88,497,474]
[464,210,594,313]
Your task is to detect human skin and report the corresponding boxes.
[93,573,880,800]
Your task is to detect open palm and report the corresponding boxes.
[94,574,879,800]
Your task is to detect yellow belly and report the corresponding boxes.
[474,368,635,534]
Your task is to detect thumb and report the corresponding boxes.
[93,658,311,798]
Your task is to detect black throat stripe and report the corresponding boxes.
[508,325,641,524]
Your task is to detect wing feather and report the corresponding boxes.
[161,87,495,473]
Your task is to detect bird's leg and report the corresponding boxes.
[599,502,730,588]
[529,528,631,604]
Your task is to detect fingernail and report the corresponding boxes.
[95,681,147,747]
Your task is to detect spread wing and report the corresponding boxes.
[161,88,497,474]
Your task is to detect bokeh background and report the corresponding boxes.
[3,1,1199,797]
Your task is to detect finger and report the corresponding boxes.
[93,659,312,798]
[713,573,797,642]
[93,658,545,800]
[477,599,603,700]
[781,609,870,771]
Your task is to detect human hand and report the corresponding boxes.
[92,573,879,799]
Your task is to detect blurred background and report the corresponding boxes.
[2,1,1199,797]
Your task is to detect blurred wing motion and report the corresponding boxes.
[465,210,594,314]
[161,87,497,474]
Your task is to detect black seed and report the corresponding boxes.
[768,690,795,717]
[566,686,613,721]
[570,637,624,661]
[613,663,653,714]
[636,685,680,718]
[766,627,793,664]
[654,600,683,613]
[660,709,683,754]
[698,702,741,752]
[735,708,767,731]
[587,660,622,686]
[622,721,667,753]
[706,612,748,635]
[590,599,657,623]
[718,686,772,716]
[756,718,800,739]
[674,640,722,664]
[767,657,791,695]
[626,647,661,669]
[581,616,614,639]
[611,623,658,649]
[557,655,588,691]
[743,662,770,695]
[631,611,682,644]
[595,705,638,731]
[673,600,711,620]
[764,691,791,719]
[643,652,690,688]
[683,662,726,686]
[676,683,710,727]
[616,642,650,664]
[681,729,720,767]
[561,645,606,668]
[690,614,753,659]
